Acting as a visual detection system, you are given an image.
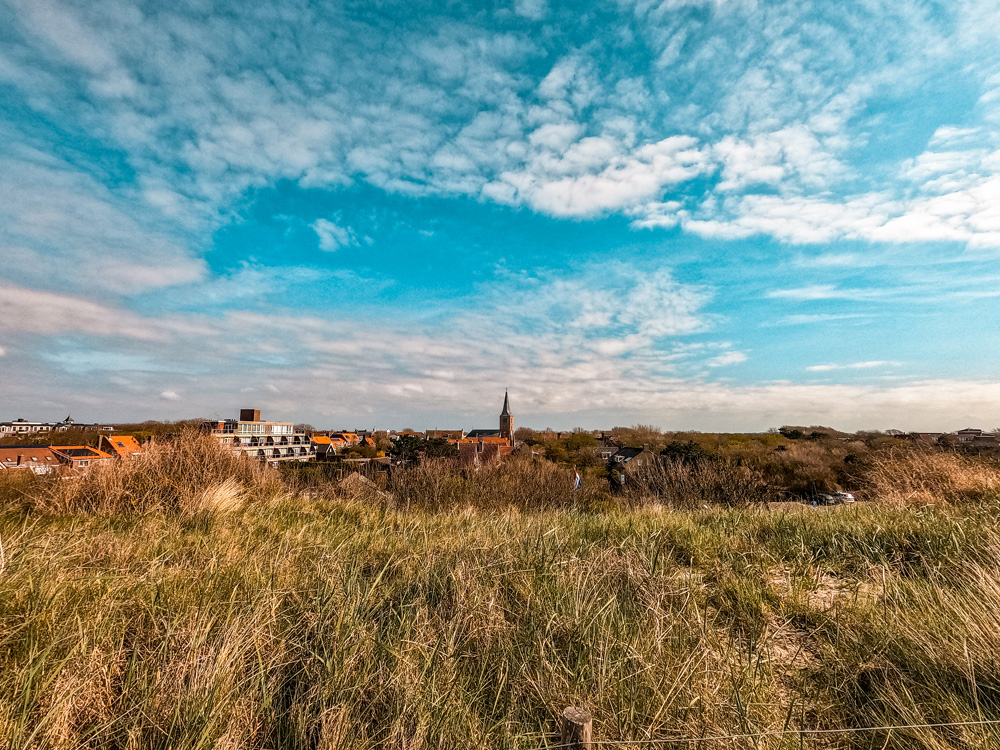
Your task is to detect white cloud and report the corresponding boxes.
[0,282,159,339]
[707,351,747,367]
[159,390,181,401]
[0,145,206,296]
[766,285,883,302]
[514,0,549,21]
[770,313,869,326]
[807,361,898,372]
[493,134,710,217]
[0,346,6,356]
[311,218,357,252]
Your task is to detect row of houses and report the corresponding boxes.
[0,416,115,437]
[899,428,999,447]
[0,435,141,474]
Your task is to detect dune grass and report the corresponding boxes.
[2,439,1000,748]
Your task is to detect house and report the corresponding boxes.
[426,429,465,442]
[202,408,315,464]
[0,446,60,473]
[458,437,513,466]
[98,435,142,459]
[598,445,618,461]
[329,432,361,446]
[955,428,984,443]
[311,435,334,458]
[608,444,658,470]
[50,445,113,471]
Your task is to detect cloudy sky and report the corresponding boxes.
[3,0,1000,431]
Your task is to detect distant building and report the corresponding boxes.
[202,408,315,465]
[0,419,54,437]
[311,435,334,458]
[465,391,515,446]
[328,432,362,446]
[50,445,114,471]
[608,445,658,470]
[458,437,512,466]
[98,435,143,459]
[955,428,984,443]
[0,446,60,473]
[0,416,114,436]
[426,429,465,442]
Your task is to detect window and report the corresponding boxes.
[79,460,89,467]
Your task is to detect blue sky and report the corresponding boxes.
[3,0,1000,431]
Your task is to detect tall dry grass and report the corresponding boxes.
[3,438,1000,747]
[4,430,286,515]
[863,448,1000,505]
[621,458,773,508]
[386,456,610,511]
[4,495,1000,748]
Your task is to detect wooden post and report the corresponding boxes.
[560,706,592,749]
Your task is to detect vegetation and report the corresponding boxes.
[2,436,1000,748]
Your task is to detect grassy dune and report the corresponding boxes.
[2,438,1000,749]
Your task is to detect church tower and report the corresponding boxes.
[499,390,513,446]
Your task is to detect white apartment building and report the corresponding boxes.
[203,408,315,464]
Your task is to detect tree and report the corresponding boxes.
[390,435,426,462]
[514,427,538,443]
[564,432,596,451]
[389,436,456,461]
[660,440,708,464]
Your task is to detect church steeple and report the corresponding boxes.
[499,390,513,445]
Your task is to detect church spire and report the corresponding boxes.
[499,390,513,446]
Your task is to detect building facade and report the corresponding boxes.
[203,408,315,464]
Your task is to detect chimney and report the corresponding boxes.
[240,408,261,422]
[16,454,23,466]
[643,444,650,452]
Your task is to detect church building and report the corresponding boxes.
[459,391,515,466]
[464,390,514,447]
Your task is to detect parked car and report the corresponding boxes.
[815,492,856,506]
